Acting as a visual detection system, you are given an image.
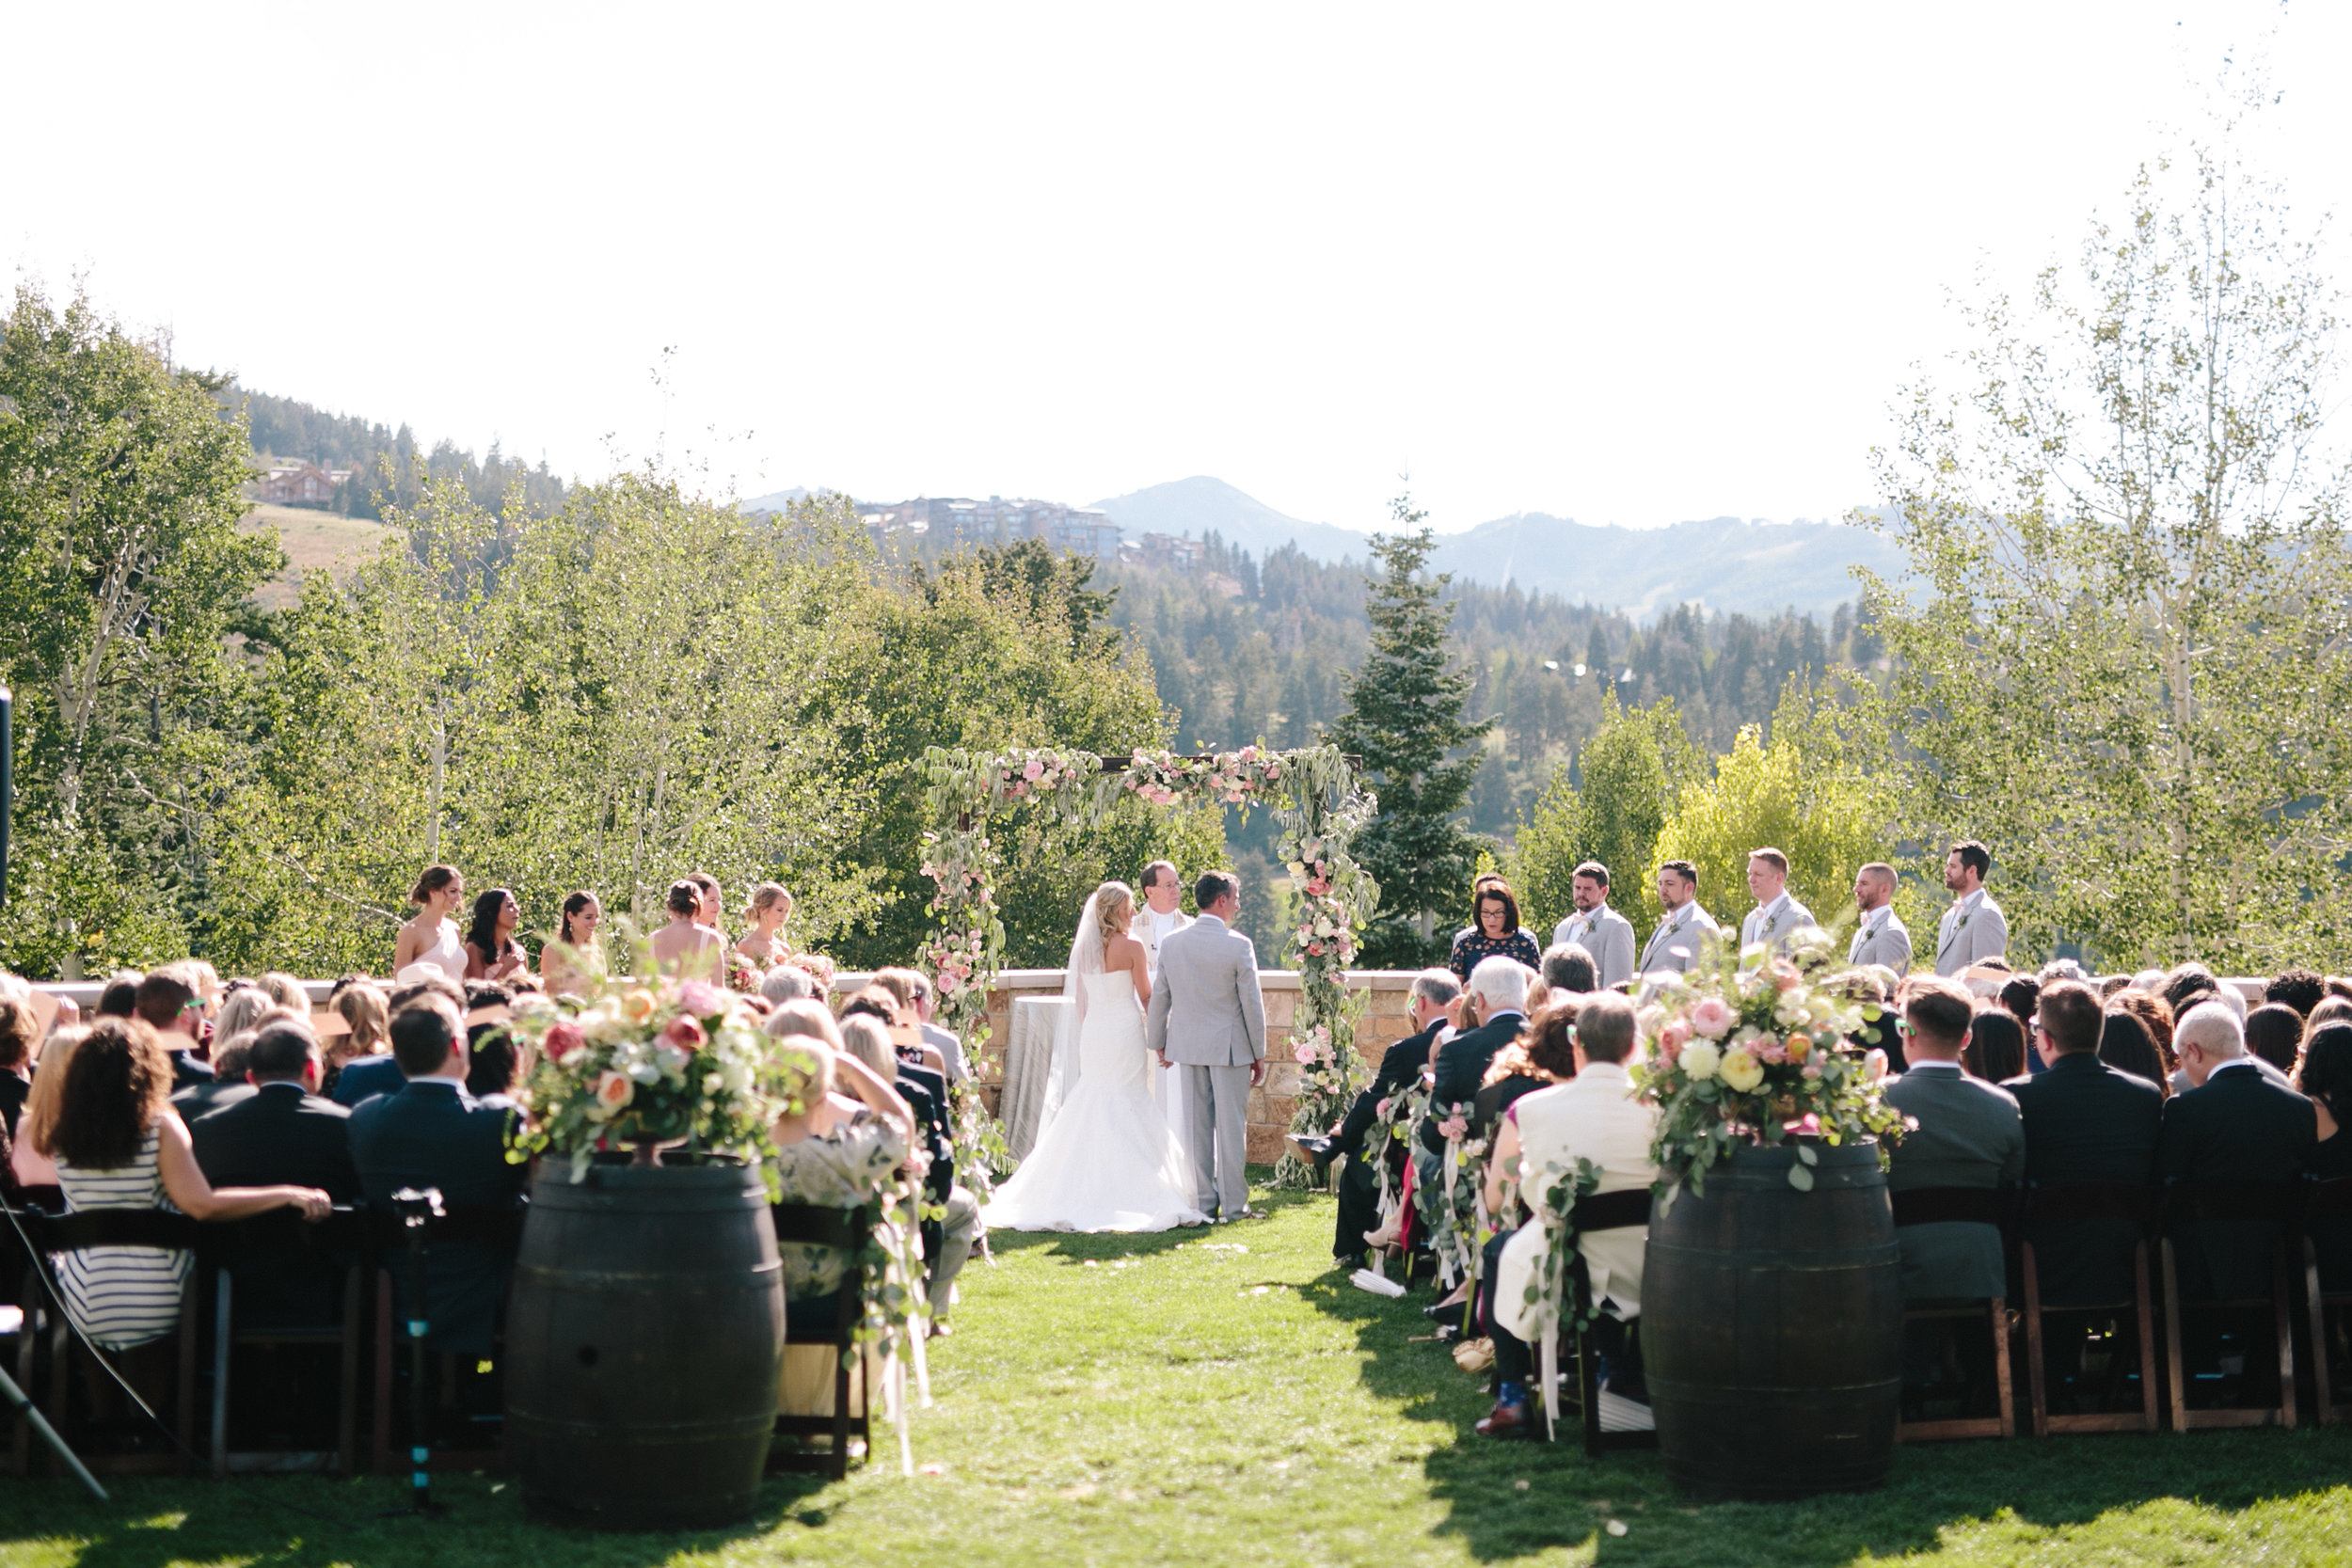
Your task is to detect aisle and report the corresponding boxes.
[6,1188,2352,1567]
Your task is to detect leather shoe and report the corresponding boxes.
[1473,1401,1533,1439]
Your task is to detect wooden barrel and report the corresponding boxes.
[1642,1139,1901,1499]
[505,1163,786,1529]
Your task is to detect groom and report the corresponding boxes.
[1146,869,1268,1222]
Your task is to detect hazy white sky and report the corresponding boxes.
[7,3,2346,532]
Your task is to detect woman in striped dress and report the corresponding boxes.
[45,1019,333,1350]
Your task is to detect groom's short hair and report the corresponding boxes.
[1194,870,1240,910]
[1141,861,1178,892]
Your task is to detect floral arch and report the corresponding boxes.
[917,743,1378,1186]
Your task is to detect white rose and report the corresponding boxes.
[1678,1041,1723,1081]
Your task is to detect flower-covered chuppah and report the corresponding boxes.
[918,742,1377,1189]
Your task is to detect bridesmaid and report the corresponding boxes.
[736,883,794,968]
[393,865,467,980]
[649,880,723,981]
[463,887,532,983]
[540,892,605,997]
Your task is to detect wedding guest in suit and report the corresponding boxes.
[1847,863,1914,973]
[2244,1004,2305,1078]
[1413,958,1531,1313]
[133,963,215,1092]
[348,996,528,1354]
[1539,942,1596,999]
[1932,841,2009,977]
[1290,970,1458,1261]
[2157,1002,2319,1304]
[1738,847,1816,956]
[2296,1024,2352,1291]
[1449,880,1541,985]
[329,977,459,1107]
[2096,1007,2172,1098]
[1884,978,2025,1403]
[1549,863,1636,992]
[1637,861,1719,975]
[2265,968,2327,1019]
[1476,991,1659,1438]
[874,967,968,1085]
[1963,1008,2028,1085]
[96,972,143,1019]
[2010,980,2164,1312]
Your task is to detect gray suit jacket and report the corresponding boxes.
[1933,892,2008,976]
[1848,909,1914,973]
[1551,906,1638,990]
[1146,914,1267,1068]
[1883,1064,2025,1300]
[1739,895,1817,955]
[1636,905,1720,975]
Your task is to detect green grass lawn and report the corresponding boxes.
[7,1180,2352,1566]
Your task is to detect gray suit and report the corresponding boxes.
[1739,894,1817,955]
[1550,906,1637,991]
[1882,1063,2025,1300]
[1848,908,1914,973]
[1933,891,2008,977]
[1636,903,1720,975]
[1145,913,1267,1218]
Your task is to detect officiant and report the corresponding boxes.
[1138,862,1198,1179]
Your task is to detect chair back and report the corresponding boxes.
[364,1203,526,1257]
[1567,1188,1650,1234]
[2304,1176,2352,1220]
[200,1206,373,1262]
[2023,1180,2156,1227]
[1892,1186,2013,1228]
[40,1209,204,1252]
[771,1203,871,1252]
[2162,1180,2302,1228]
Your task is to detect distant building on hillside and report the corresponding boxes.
[858,495,1120,556]
[259,461,354,507]
[1120,531,1206,570]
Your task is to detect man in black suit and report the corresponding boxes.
[349,997,527,1355]
[2010,980,2165,1307]
[134,962,215,1092]
[1410,957,1530,1303]
[1287,969,1460,1262]
[190,1020,362,1326]
[2157,1001,2319,1303]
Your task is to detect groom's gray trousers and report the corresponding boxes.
[1181,1064,1253,1217]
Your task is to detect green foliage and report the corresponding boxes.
[1507,693,1697,935]
[1327,497,1494,965]
[1651,680,1899,937]
[1857,143,2352,971]
[222,382,568,520]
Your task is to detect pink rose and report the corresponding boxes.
[1754,1036,1788,1065]
[1660,1019,1692,1053]
[1008,782,1028,799]
[663,1015,707,1051]
[542,1022,585,1062]
[1023,759,1044,780]
[1690,998,1734,1037]
[1306,878,1328,896]
[1294,1042,1320,1064]
[596,1070,634,1113]
[675,981,727,1018]
[1308,942,1326,957]
[1802,1063,1824,1080]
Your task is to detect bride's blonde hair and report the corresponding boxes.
[1093,881,1135,949]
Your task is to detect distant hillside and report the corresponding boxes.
[739,486,812,514]
[217,384,568,521]
[1090,477,1904,619]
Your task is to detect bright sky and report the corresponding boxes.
[7,3,2346,533]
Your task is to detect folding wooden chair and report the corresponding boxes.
[2017,1181,2160,1435]
[2159,1180,2301,1432]
[1890,1186,2015,1441]
[369,1204,525,1476]
[1543,1188,1657,1458]
[200,1207,368,1475]
[769,1203,872,1481]
[22,1209,203,1476]
[2298,1177,2352,1426]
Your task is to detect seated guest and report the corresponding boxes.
[1478,992,1658,1437]
[96,971,143,1019]
[332,976,462,1107]
[2266,968,2326,1019]
[839,986,946,1077]
[2244,1003,2304,1078]
[1961,1007,2027,1085]
[0,996,36,1141]
[2296,1024,2352,1291]
[348,998,528,1354]
[189,1020,362,1325]
[10,1025,89,1189]
[2010,980,2163,1307]
[879,967,969,1085]
[2162,962,2220,1021]
[133,963,215,1091]
[1539,942,1597,1000]
[210,985,278,1052]
[2097,1007,2172,1097]
[46,1019,330,1361]
[839,1016,979,1334]
[1473,1000,1572,1145]
[1999,974,2042,1031]
[769,1022,917,1340]
[2157,1002,2319,1302]
[323,981,389,1098]
[1292,969,1457,1262]
[760,966,814,1008]
[172,1030,265,1118]
[1411,958,1529,1311]
[1884,978,2024,1406]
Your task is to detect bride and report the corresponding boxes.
[981,881,1208,1232]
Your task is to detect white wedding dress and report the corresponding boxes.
[981,970,1207,1232]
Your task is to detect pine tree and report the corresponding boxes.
[1327,493,1493,966]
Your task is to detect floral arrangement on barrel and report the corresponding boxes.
[504,977,815,1183]
[1629,928,1905,1196]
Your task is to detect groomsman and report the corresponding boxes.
[1738,847,1816,956]
[1847,863,1914,972]
[1932,840,2009,977]
[1549,863,1636,991]
[1637,861,1720,975]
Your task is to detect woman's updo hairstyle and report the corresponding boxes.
[744,882,792,926]
[665,879,702,918]
[410,864,460,905]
